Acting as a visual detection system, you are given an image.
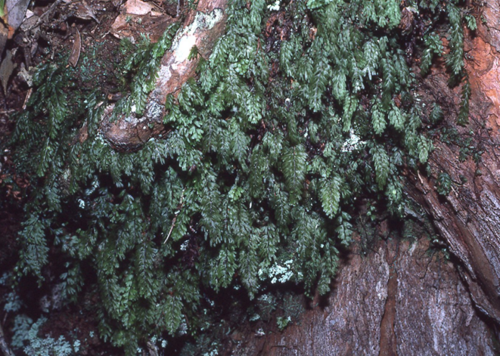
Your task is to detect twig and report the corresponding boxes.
[27,0,64,31]
[0,322,14,356]
[163,188,185,244]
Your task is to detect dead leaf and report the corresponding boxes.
[69,27,81,67]
[124,0,154,15]
[0,22,7,56]
[110,0,175,43]
[16,62,33,86]
[20,9,38,32]
[22,87,31,109]
[67,0,100,23]
[399,7,414,33]
[5,0,30,33]
[0,50,16,94]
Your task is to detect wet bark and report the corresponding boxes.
[221,237,496,355]
[407,0,500,323]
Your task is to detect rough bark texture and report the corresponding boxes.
[408,0,500,323]
[222,237,496,355]
[100,0,228,150]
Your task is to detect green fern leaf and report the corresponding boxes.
[164,294,183,335]
[335,212,352,246]
[282,145,307,204]
[371,102,386,135]
[388,103,405,131]
[320,176,342,218]
[371,145,390,189]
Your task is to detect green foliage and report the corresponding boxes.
[371,145,390,190]
[11,315,81,356]
[8,0,470,353]
[446,3,464,76]
[457,79,471,126]
[114,23,181,117]
[371,101,387,135]
[321,176,342,218]
[276,316,291,331]
[465,14,477,31]
[429,103,444,124]
[436,172,453,196]
[282,145,307,204]
[420,33,442,76]
[388,103,406,131]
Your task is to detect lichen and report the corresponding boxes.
[170,8,224,62]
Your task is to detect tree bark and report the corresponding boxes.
[221,236,496,355]
[407,0,500,323]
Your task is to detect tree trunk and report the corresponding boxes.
[220,236,496,355]
[407,0,500,323]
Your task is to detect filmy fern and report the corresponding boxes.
[8,0,469,353]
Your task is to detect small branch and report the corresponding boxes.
[27,0,64,31]
[163,189,185,244]
[0,322,14,356]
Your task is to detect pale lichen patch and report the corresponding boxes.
[170,8,224,60]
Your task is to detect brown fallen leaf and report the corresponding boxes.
[22,87,32,109]
[69,27,81,67]
[0,23,7,57]
[19,10,38,32]
[5,0,30,33]
[110,0,175,43]
[64,0,100,23]
[0,50,16,94]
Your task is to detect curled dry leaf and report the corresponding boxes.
[0,0,29,55]
[5,0,30,33]
[0,23,7,56]
[110,0,176,43]
[69,27,81,67]
[399,7,414,33]
[65,0,100,23]
[19,10,38,32]
[123,0,156,15]
[0,50,16,94]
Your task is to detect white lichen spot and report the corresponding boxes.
[255,328,265,337]
[408,241,418,256]
[376,280,387,300]
[249,313,260,321]
[268,0,280,11]
[171,8,224,63]
[176,35,197,62]
[146,100,164,122]
[157,64,173,85]
[341,129,366,152]
[180,240,189,251]
[259,259,296,284]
